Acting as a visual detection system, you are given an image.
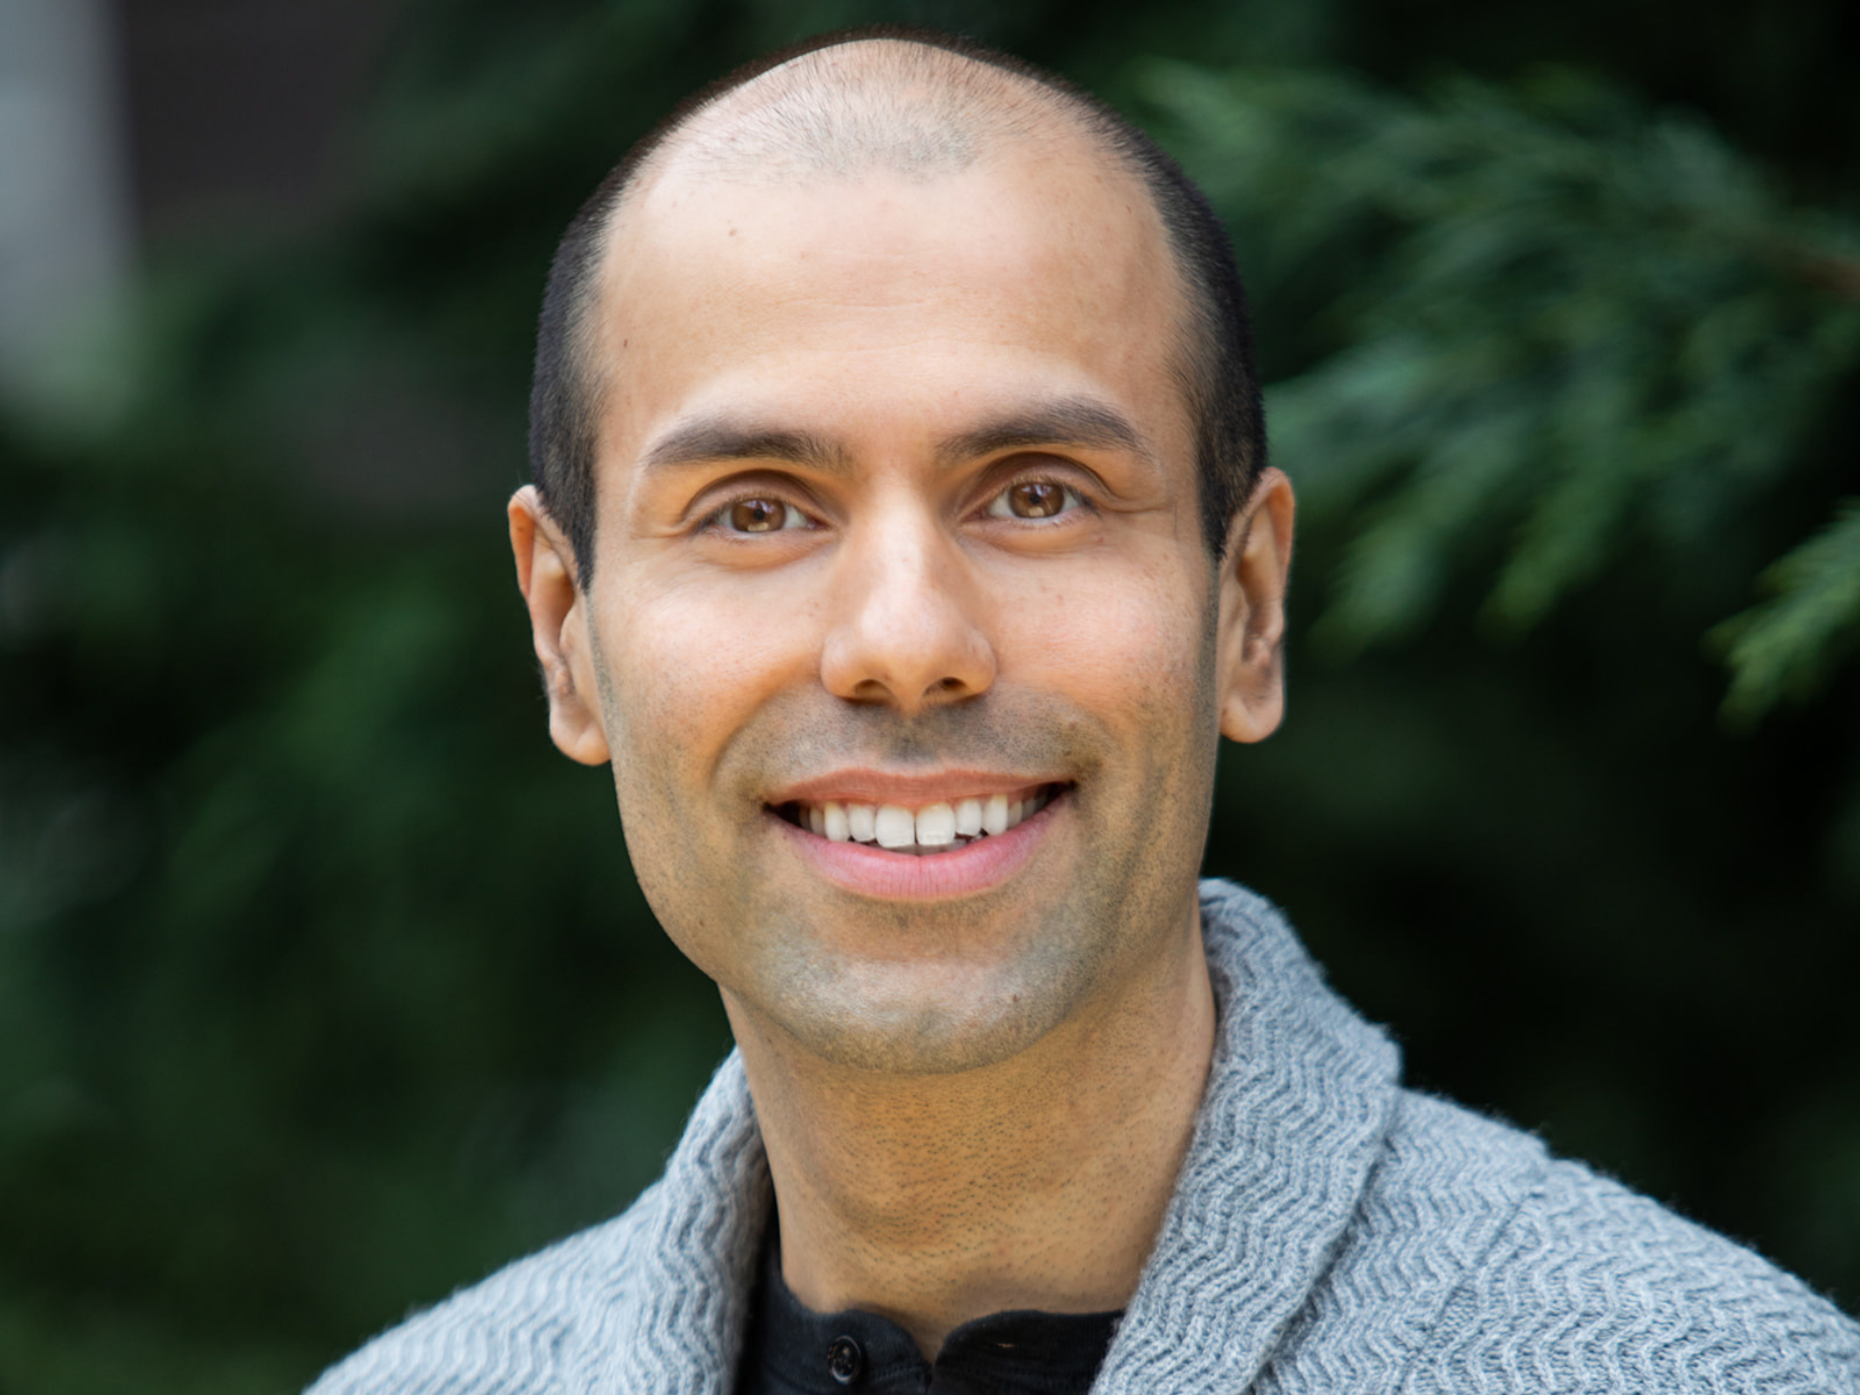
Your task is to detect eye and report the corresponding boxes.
[709,495,814,534]
[987,479,1085,521]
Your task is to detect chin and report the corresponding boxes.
[745,946,1099,1076]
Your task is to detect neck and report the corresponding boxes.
[726,903,1216,1358]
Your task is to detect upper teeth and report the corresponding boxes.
[799,790,1051,851]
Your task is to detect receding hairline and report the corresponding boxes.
[559,39,1151,515]
[618,38,1098,217]
[529,28,1261,586]
[556,38,1196,518]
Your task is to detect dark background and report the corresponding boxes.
[1,1,1855,1390]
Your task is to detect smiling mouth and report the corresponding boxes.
[772,784,1068,856]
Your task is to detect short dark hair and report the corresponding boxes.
[528,27,1265,586]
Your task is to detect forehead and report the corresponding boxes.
[585,127,1192,484]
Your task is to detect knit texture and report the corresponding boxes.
[307,880,1860,1393]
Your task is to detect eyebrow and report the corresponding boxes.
[636,394,1154,475]
[639,421,852,474]
[935,396,1155,468]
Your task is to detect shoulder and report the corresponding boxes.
[1270,1089,1860,1394]
[1428,1136,1860,1392]
[302,1187,664,1395]
[302,1051,771,1394]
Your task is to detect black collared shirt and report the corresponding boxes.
[735,1233,1123,1395]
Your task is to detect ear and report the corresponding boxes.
[508,485,611,766]
[1213,467,1295,744]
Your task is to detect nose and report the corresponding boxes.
[819,504,997,715]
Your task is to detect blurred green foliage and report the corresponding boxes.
[1147,63,1860,692]
[1715,501,1860,719]
[1,0,1856,1390]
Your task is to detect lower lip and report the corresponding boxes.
[772,792,1063,901]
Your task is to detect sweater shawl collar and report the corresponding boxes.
[591,879,1402,1394]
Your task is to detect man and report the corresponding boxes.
[310,28,1859,1395]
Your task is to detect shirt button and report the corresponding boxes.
[826,1334,863,1385]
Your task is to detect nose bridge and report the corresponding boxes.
[821,492,996,713]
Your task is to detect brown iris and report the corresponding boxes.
[1006,481,1066,518]
[729,497,785,532]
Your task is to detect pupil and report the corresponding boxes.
[732,498,781,532]
[1012,482,1063,518]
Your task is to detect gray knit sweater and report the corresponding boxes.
[308,880,1860,1393]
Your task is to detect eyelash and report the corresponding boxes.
[699,492,818,535]
[983,477,1090,523]
[697,472,1095,535]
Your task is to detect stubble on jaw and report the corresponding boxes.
[561,43,1229,1080]
[583,591,1224,1079]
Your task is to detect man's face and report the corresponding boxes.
[517,130,1288,1073]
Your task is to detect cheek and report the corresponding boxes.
[993,550,1220,849]
[594,572,826,973]
[600,567,825,786]
[993,555,1212,731]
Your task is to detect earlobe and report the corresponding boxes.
[508,486,612,766]
[1215,468,1296,745]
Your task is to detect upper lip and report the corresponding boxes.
[766,768,1066,807]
